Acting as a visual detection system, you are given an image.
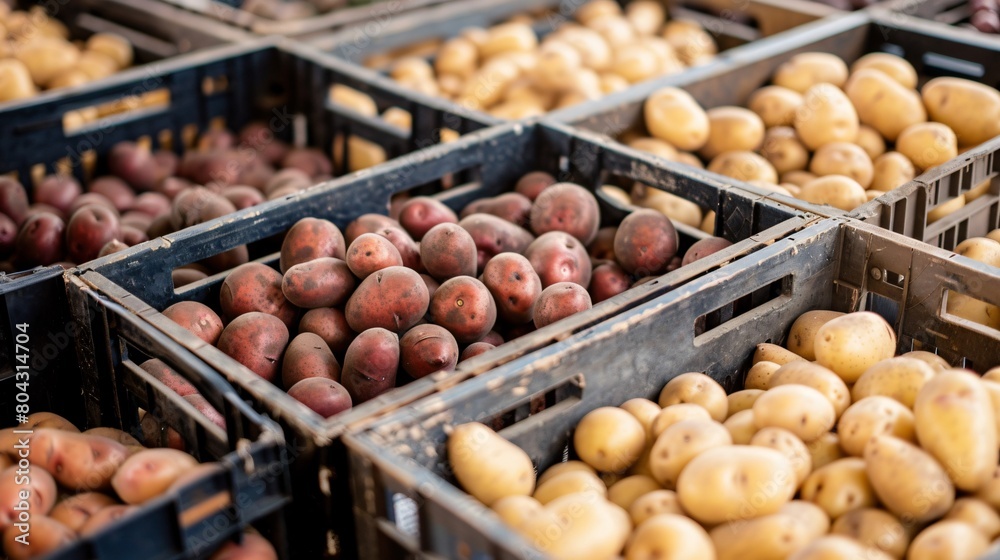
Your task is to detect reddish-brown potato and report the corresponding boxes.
[345,266,429,333]
[281,258,355,309]
[178,151,239,187]
[346,233,404,279]
[479,331,505,346]
[0,466,57,531]
[534,282,593,329]
[282,332,340,388]
[29,429,128,491]
[681,237,734,266]
[217,312,290,383]
[97,239,128,258]
[111,448,198,505]
[282,147,332,178]
[265,168,311,196]
[35,175,82,214]
[589,226,617,263]
[482,253,542,324]
[399,197,459,240]
[50,492,119,532]
[220,263,298,328]
[0,177,29,225]
[341,328,400,404]
[421,223,478,281]
[421,274,441,300]
[3,515,75,559]
[240,122,289,165]
[89,176,135,213]
[614,209,679,276]
[119,211,153,233]
[288,378,352,418]
[400,324,460,379]
[109,141,160,191]
[66,205,121,263]
[78,505,135,537]
[525,231,593,289]
[459,214,535,272]
[460,342,495,362]
[515,171,557,201]
[184,394,226,430]
[156,176,193,199]
[589,262,632,303]
[279,218,346,273]
[141,358,198,397]
[14,213,64,267]
[0,214,16,258]
[530,183,601,245]
[209,531,278,560]
[68,193,118,217]
[120,226,147,246]
[430,277,497,343]
[298,308,355,358]
[163,301,224,345]
[222,185,265,210]
[172,267,209,288]
[344,214,401,246]
[170,188,238,231]
[461,192,533,226]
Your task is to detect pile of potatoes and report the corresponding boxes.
[377,0,717,118]
[634,51,1000,213]
[157,171,734,419]
[0,4,133,103]
[0,412,277,560]
[448,309,1000,560]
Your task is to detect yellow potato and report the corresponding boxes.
[759,126,810,174]
[607,475,660,510]
[435,38,478,77]
[627,513,713,560]
[458,59,520,109]
[330,84,378,116]
[856,125,887,160]
[86,32,132,70]
[657,372,727,421]
[901,350,951,371]
[810,142,874,189]
[628,137,677,161]
[628,489,682,526]
[587,17,634,49]
[700,106,766,160]
[851,356,936,408]
[928,195,966,224]
[751,427,811,487]
[576,0,622,25]
[946,289,1000,329]
[781,500,831,536]
[794,84,859,150]
[619,398,661,436]
[643,87,709,151]
[987,369,1000,383]
[851,52,918,89]
[650,403,711,438]
[574,407,646,473]
[748,86,804,128]
[519,493,631,560]
[677,446,796,524]
[533,469,606,504]
[770,360,852,418]
[870,151,916,192]
[754,384,835,442]
[723,409,758,444]
[773,52,849,93]
[48,70,89,89]
[955,237,1000,268]
[491,495,542,528]
[634,187,703,228]
[814,311,897,383]
[745,360,781,390]
[788,535,894,560]
[623,0,664,35]
[838,396,916,456]
[966,178,993,202]
[800,457,876,519]
[897,122,958,171]
[749,181,793,197]
[864,435,954,523]
[754,343,806,366]
[390,57,434,83]
[946,497,1000,539]
[799,175,868,211]
[613,44,660,84]
[908,520,989,560]
[782,170,818,188]
[555,27,611,72]
[707,151,779,184]
[381,107,412,131]
[77,51,118,81]
[530,41,581,93]
[845,68,927,142]
[989,229,1000,243]
[976,466,1000,511]
[480,22,537,59]
[922,77,1000,146]
[700,210,715,234]
[665,21,716,66]
[914,370,997,491]
[448,422,535,505]
[676,152,704,169]
[727,389,765,417]
[786,310,845,361]
[831,507,910,559]
[710,512,815,560]
[806,432,844,471]
[14,37,78,88]
[981,380,1000,442]
[537,460,596,486]
[649,419,732,488]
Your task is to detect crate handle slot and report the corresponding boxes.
[695,275,793,340]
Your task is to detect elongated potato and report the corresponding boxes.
[800,457,876,519]
[851,356,936,408]
[922,77,1000,146]
[532,470,605,504]
[852,52,918,89]
[831,507,910,559]
[945,497,1000,539]
[745,361,781,390]
[774,52,849,93]
[449,423,534,506]
[644,87,709,151]
[727,389,764,417]
[770,360,851,418]
[536,461,595,486]
[649,419,732,488]
[700,106,765,160]
[628,514,713,560]
[799,175,867,211]
[751,427,811,488]
[754,343,805,366]
[710,513,814,560]
[607,475,660,510]
[753,385,835,442]
[837,396,915,457]
[518,494,630,560]
[786,310,844,360]
[896,122,958,171]
[814,311,896,383]
[111,448,199,505]
[574,407,646,473]
[845,68,926,141]
[864,435,954,524]
[794,84,859,150]
[657,372,727,421]
[908,520,989,560]
[29,429,128,491]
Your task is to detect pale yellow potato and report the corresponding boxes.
[928,195,966,224]
[657,372,728,421]
[625,0,664,35]
[723,409,758,444]
[437,73,465,98]
[520,493,631,560]
[914,370,997,491]
[490,100,545,119]
[343,136,387,172]
[759,126,810,175]
[800,457,876,519]
[726,389,765,417]
[782,170,818,188]
[555,27,612,72]
[710,513,814,560]
[676,151,704,169]
[491,495,542,528]
[794,84,859,150]
[77,51,118,80]
[946,497,1000,539]
[574,406,646,473]
[855,125,887,160]
[922,77,1000,146]
[864,435,955,523]
[806,432,844,471]
[664,20,716,67]
[783,183,802,197]
[397,75,440,98]
[677,446,796,524]
[529,40,582,93]
[627,514,713,560]
[390,56,434,83]
[845,68,927,142]
[635,188,702,227]
[748,180,793,197]
[748,85,804,128]
[614,43,660,84]
[908,520,989,560]
[628,137,677,161]
[700,209,715,234]
[897,122,958,171]
[448,422,535,505]
[770,360,851,418]
[607,475,660,510]
[773,52,849,93]
[814,311,897,383]
[788,535,894,560]
[599,72,629,95]
[707,151,778,184]
[780,500,831,536]
[988,229,1000,243]
[435,38,478,77]
[975,465,1000,510]
[636,37,679,73]
[599,185,631,207]
[15,37,78,87]
[643,87,709,151]
[533,469,606,504]
[86,32,132,70]
[381,107,412,131]
[576,0,622,25]
[955,237,1000,268]
[901,350,951,372]
[480,22,537,59]
[48,70,89,89]
[751,427,812,487]
[865,189,882,202]
[587,17,634,50]
[986,368,1000,383]
[650,403,711,438]
[619,398,661,436]
[745,360,781,390]
[810,142,874,189]
[851,52,918,89]
[831,507,910,559]
[837,396,916,456]
[457,59,520,109]
[0,59,37,102]
[330,84,378,116]
[537,460,596,486]
[946,290,1000,330]
[870,151,916,192]
[799,175,868,211]
[628,489,683,526]
[786,310,845,361]
[649,419,732,488]
[965,178,992,202]
[700,106,765,160]
[754,385,835,442]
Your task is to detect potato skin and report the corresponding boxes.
[111,448,197,505]
[420,223,477,281]
[530,183,600,245]
[614,209,679,277]
[482,253,542,324]
[525,231,593,289]
[341,328,400,404]
[794,83,859,151]
[377,226,422,272]
[217,312,290,383]
[49,492,118,532]
[864,435,954,524]
[281,257,355,309]
[430,277,497,343]
[345,266,429,334]
[589,261,632,303]
[162,301,224,345]
[287,378,352,418]
[279,217,346,273]
[922,77,1000,147]
[3,515,75,560]
[399,324,459,379]
[533,282,592,329]
[346,233,404,279]
[282,332,340,389]
[220,262,298,328]
[845,68,926,142]
[141,358,197,397]
[682,237,733,267]
[459,342,494,362]
[29,429,128,491]
[461,193,533,227]
[298,308,355,358]
[344,214,400,246]
[398,196,459,240]
[459,213,535,272]
[0,466,57,532]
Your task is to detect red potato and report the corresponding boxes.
[35,175,82,214]
[0,466,57,532]
[399,197,459,240]
[430,277,497,344]
[131,192,171,217]
[120,226,147,246]
[681,237,733,266]
[377,226,422,271]
[614,209,679,276]
[461,192,533,226]
[589,262,632,303]
[223,185,265,210]
[460,342,495,362]
[50,492,119,532]
[139,413,185,451]
[89,176,135,212]
[279,217,346,273]
[515,171,557,201]
[282,147,332,178]
[282,332,341,388]
[109,141,160,191]
[170,188,239,231]
[287,378,352,418]
[505,322,537,340]
[420,223,478,281]
[282,258,355,309]
[346,233,404,279]
[400,324,460,378]
[120,211,153,232]
[482,253,542,325]
[298,308,355,358]
[22,413,78,432]
[525,231,593,289]
[479,331,504,346]
[264,168,311,196]
[0,214,16,258]
[3,515,75,559]
[163,301,224,345]
[78,505,135,537]
[14,213,65,267]
[197,129,235,151]
[589,227,617,263]
[240,122,289,166]
[344,214,401,246]
[530,183,601,245]
[28,429,129,491]
[66,205,121,263]
[0,177,29,225]
[83,428,143,449]
[68,193,118,217]
[220,263,298,328]
[209,531,278,560]
[184,394,226,430]
[172,267,208,288]
[155,176,193,199]
[341,328,400,404]
[237,161,276,192]
[178,151,240,187]
[534,282,593,329]
[421,274,441,300]
[25,204,65,221]
[141,358,197,397]
[458,214,535,273]
[217,312,290,383]
[345,266,429,333]
[111,448,198,504]
[154,150,179,180]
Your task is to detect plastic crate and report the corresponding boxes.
[343,217,1000,559]
[0,274,293,560]
[69,120,814,558]
[886,0,1000,34]
[554,10,1000,226]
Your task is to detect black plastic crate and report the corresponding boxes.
[70,120,814,558]
[343,217,1000,559]
[554,10,1000,228]
[887,0,1000,36]
[1,274,293,560]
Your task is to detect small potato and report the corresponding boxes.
[806,432,844,471]
[532,470,605,504]
[851,356,936,408]
[111,448,197,504]
[341,328,399,404]
[518,494,629,560]
[458,59,520,109]
[855,125,887,160]
[810,142,874,189]
[589,262,632,303]
[946,497,1000,539]
[831,508,910,559]
[481,253,544,325]
[480,22,537,59]
[760,127,810,175]
[461,192,533,227]
[754,385,835,442]
[3,515,75,560]
[530,183,600,245]
[770,360,851,418]
[700,106,766,160]
[574,407,646,473]
[491,495,542,529]
[789,535,894,560]
[533,282,592,329]
[649,419,731,488]
[629,137,678,161]
[624,0,663,35]
[782,170,818,188]
[628,489,683,526]
[707,151,779,184]
[282,258,355,309]
[745,361,781,390]
[780,500,831,537]
[345,266,429,334]
[908,520,989,560]
[220,263,297,328]
[751,428,811,487]
[298,307,353,358]
[421,223,478,281]
[78,505,134,537]
[773,52,849,93]
[633,186,702,228]
[852,52,918,89]
[896,122,958,171]
[346,233,404,279]
[681,237,733,267]
[86,32,132,70]
[794,84,859,151]
[16,37,79,88]
[627,514,714,560]
[607,475,660,510]
[431,277,497,343]
[955,237,1000,268]
[555,27,612,72]
[864,435,954,524]
[723,409,758,445]
[0,466,57,531]
[619,398,661,435]
[50,492,119,532]
[0,59,38,102]
[870,151,916,192]
[399,324,458,379]
[800,175,868,211]
[814,311,896,383]
[643,87,709,151]
[838,396,916,456]
[902,350,951,372]
[537,461,595,486]
[459,214,535,273]
[727,389,764,417]
[663,19,716,66]
[710,513,815,560]
[922,77,1000,146]
[398,198,458,241]
[282,332,340,389]
[800,458,876,519]
[748,85,803,128]
[29,429,128,491]
[217,312,289,383]
[786,310,844,361]
[614,209,679,276]
[449,423,534,506]
[279,218,346,272]
[657,372,727,422]
[614,44,661,84]
[845,69,927,142]
[677,446,796,524]
[650,403,712,438]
